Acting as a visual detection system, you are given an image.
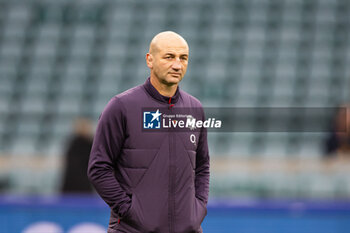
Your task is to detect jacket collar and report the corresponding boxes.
[143,77,180,104]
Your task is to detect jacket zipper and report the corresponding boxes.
[168,101,175,233]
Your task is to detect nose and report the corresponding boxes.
[172,58,182,70]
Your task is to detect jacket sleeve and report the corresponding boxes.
[87,96,131,218]
[195,107,210,204]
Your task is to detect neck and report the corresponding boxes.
[150,76,178,97]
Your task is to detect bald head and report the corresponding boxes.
[146,31,189,95]
[149,31,189,55]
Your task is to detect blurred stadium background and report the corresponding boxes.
[0,0,350,232]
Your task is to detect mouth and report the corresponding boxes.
[169,72,181,76]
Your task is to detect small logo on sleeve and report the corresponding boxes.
[143,109,162,129]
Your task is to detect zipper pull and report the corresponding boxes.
[168,97,174,109]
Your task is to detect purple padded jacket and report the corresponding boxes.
[88,78,210,233]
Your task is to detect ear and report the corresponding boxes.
[146,53,153,69]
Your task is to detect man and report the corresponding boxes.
[88,31,210,233]
[61,117,93,193]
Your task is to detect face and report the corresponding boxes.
[147,39,189,86]
[336,106,350,136]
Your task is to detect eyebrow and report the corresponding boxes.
[164,53,188,57]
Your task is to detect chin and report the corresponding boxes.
[164,75,182,85]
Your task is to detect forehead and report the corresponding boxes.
[157,40,189,55]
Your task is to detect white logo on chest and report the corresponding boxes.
[190,134,196,146]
